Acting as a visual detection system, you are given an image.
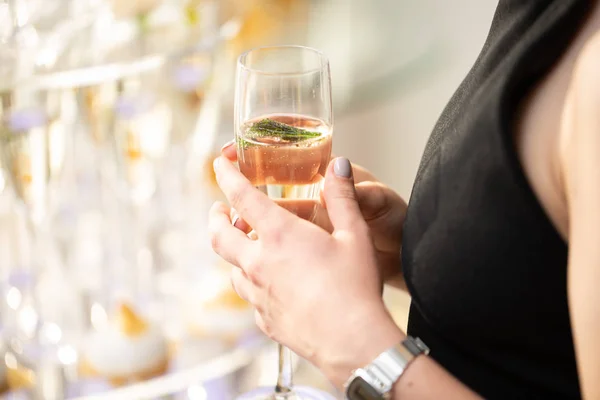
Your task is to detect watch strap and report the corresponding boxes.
[367,337,429,393]
[345,336,429,399]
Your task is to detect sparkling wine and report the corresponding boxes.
[237,114,332,221]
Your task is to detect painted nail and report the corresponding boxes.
[221,140,235,151]
[334,157,352,178]
[213,157,220,171]
[231,214,240,228]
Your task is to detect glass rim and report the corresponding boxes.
[237,45,329,76]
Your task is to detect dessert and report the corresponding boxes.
[80,304,169,386]
[190,286,256,343]
[5,356,35,393]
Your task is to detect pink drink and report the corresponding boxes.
[237,114,332,220]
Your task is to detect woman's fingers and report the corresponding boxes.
[356,181,407,222]
[221,140,237,161]
[352,163,378,183]
[330,153,377,183]
[230,208,252,234]
[231,267,254,304]
[209,201,254,267]
[254,310,270,338]
[219,142,272,235]
[213,156,287,234]
[312,204,334,233]
[355,182,392,221]
[219,143,377,231]
[322,158,367,234]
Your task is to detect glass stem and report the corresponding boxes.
[275,344,294,396]
[22,215,47,344]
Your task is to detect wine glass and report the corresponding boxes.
[234,45,335,400]
[0,101,80,399]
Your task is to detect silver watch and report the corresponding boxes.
[344,336,429,400]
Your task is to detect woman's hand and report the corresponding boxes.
[209,155,404,387]
[348,180,407,289]
[220,141,408,290]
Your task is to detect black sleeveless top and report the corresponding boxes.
[402,1,593,399]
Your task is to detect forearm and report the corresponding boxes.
[389,354,482,400]
[320,312,481,400]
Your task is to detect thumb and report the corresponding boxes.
[322,157,365,232]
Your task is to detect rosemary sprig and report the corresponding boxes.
[238,118,320,149]
[237,137,252,149]
[249,118,321,141]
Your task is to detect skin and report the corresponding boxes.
[221,142,408,290]
[561,29,600,400]
[209,3,600,397]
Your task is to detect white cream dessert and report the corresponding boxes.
[5,359,35,392]
[81,304,169,386]
[190,287,256,343]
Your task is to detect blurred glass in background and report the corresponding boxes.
[0,0,498,398]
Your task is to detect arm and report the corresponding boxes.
[210,155,481,399]
[389,352,482,399]
[561,33,600,399]
[344,319,482,400]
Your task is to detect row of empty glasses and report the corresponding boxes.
[0,0,277,398]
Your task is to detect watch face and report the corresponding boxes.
[347,377,383,400]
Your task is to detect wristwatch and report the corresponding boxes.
[344,336,429,400]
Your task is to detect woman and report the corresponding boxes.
[210,0,600,398]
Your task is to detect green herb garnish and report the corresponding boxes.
[237,137,252,149]
[238,118,321,149]
[249,118,320,141]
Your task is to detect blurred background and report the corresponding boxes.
[0,0,497,398]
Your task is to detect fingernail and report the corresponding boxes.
[334,157,352,178]
[231,214,240,228]
[213,157,220,171]
[221,140,235,151]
